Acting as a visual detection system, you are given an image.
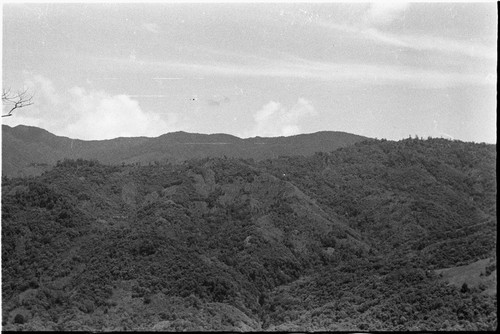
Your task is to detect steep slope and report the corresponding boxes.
[254,138,497,331]
[1,137,496,331]
[258,138,497,268]
[1,125,367,177]
[1,157,364,330]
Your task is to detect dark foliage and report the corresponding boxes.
[1,137,496,331]
[13,314,25,324]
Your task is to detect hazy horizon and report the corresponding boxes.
[4,122,366,140]
[4,122,497,145]
[2,2,497,143]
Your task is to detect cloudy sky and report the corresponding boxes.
[2,2,497,142]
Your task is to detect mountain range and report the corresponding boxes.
[1,124,496,331]
[1,125,367,177]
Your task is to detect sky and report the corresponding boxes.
[2,2,497,142]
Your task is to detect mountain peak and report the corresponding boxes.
[2,125,368,177]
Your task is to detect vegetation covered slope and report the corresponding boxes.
[1,124,366,177]
[1,137,497,331]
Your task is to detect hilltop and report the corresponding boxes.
[1,125,367,177]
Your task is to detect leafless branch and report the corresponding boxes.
[2,88,34,117]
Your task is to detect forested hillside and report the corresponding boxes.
[1,137,496,331]
[1,125,366,177]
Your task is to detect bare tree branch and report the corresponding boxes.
[2,88,34,117]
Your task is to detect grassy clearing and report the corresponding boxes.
[435,257,496,296]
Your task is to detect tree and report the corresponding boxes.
[2,88,34,117]
[13,314,25,324]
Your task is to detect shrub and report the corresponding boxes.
[14,314,25,324]
[485,262,496,276]
[78,299,95,313]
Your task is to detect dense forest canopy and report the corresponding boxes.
[1,137,497,331]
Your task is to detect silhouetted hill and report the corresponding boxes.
[1,125,367,177]
[1,137,496,331]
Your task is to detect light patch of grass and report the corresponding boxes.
[435,257,496,296]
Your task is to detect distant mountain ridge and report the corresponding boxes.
[1,125,368,177]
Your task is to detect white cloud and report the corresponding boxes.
[23,73,62,106]
[3,74,178,140]
[3,74,67,130]
[142,22,160,34]
[362,28,410,48]
[365,2,409,26]
[363,28,497,60]
[317,19,496,61]
[65,87,174,140]
[96,54,495,89]
[249,98,317,137]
